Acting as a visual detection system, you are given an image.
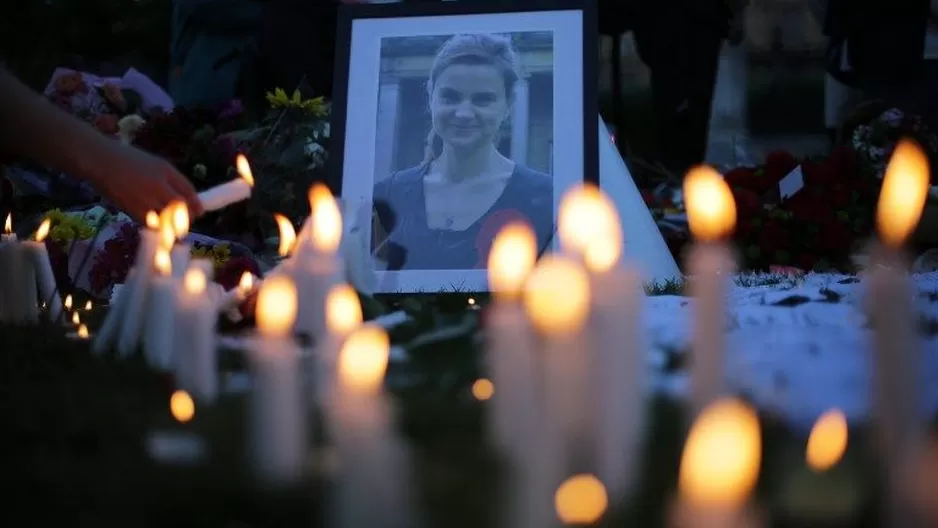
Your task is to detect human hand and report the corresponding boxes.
[83,144,204,223]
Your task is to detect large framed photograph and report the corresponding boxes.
[330,0,598,293]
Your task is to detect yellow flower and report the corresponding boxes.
[265,87,328,115]
[190,243,231,269]
[43,209,95,244]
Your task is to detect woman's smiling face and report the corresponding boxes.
[430,63,510,154]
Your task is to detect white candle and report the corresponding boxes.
[248,274,307,486]
[173,263,218,403]
[331,324,413,528]
[868,139,929,524]
[293,183,343,338]
[683,166,737,416]
[220,272,256,322]
[523,254,592,524]
[9,241,39,324]
[92,268,135,355]
[671,398,763,528]
[198,154,254,212]
[144,249,177,370]
[558,184,646,500]
[116,227,160,356]
[0,214,14,322]
[170,245,191,278]
[314,282,363,403]
[22,219,62,323]
[485,221,539,460]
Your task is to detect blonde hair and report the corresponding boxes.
[423,34,521,163]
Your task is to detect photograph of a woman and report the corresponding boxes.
[372,33,555,271]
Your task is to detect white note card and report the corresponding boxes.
[779,165,805,201]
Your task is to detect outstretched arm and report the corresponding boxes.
[0,69,203,221]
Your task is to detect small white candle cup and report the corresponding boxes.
[248,274,308,487]
[198,154,254,212]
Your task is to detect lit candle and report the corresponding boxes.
[64,294,73,311]
[248,274,308,486]
[197,154,254,212]
[683,166,737,416]
[313,282,363,403]
[67,323,91,341]
[173,263,218,403]
[523,254,591,518]
[0,214,14,322]
[293,183,343,339]
[554,474,608,526]
[274,213,297,258]
[115,211,162,356]
[671,398,763,528]
[220,271,257,322]
[868,138,929,525]
[144,249,177,370]
[560,185,645,501]
[486,221,546,528]
[22,219,62,323]
[162,201,191,278]
[331,324,413,528]
[485,221,539,456]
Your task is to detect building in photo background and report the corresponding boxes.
[374,31,554,183]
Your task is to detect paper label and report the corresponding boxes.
[778,165,804,201]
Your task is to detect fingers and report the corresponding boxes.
[165,168,205,218]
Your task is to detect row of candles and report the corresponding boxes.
[3,139,930,524]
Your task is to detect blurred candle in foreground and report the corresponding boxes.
[868,138,929,526]
[164,201,191,278]
[554,474,608,525]
[486,221,544,528]
[23,218,56,324]
[332,324,412,528]
[173,264,218,402]
[144,249,177,370]
[274,213,297,258]
[0,214,14,322]
[672,398,763,527]
[561,185,645,501]
[198,154,255,212]
[115,209,163,356]
[293,183,343,339]
[249,274,307,486]
[683,165,737,416]
[313,283,363,403]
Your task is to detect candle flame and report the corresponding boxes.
[584,223,623,273]
[471,378,495,401]
[3,213,11,234]
[877,139,930,248]
[236,154,255,187]
[145,210,159,230]
[326,283,363,335]
[238,271,254,292]
[523,255,591,336]
[183,267,207,295]
[170,390,195,423]
[684,165,737,241]
[161,200,189,239]
[34,218,51,243]
[558,184,621,258]
[64,294,73,310]
[77,324,89,339]
[806,409,848,472]
[488,221,537,300]
[154,249,172,276]
[255,274,297,337]
[554,474,608,524]
[72,311,80,325]
[679,398,761,508]
[159,217,176,250]
[84,300,93,311]
[308,183,342,253]
[338,325,390,394]
[274,213,297,257]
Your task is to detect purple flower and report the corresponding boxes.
[217,99,244,120]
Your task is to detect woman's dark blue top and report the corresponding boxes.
[373,163,554,271]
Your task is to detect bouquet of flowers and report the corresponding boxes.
[848,105,938,181]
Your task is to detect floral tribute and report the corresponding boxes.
[849,106,938,182]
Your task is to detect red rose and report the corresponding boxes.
[827,146,857,182]
[724,167,758,191]
[474,209,530,268]
[794,253,819,273]
[828,183,850,209]
[765,150,798,175]
[785,189,833,224]
[731,187,761,218]
[817,218,854,254]
[801,160,834,188]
